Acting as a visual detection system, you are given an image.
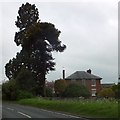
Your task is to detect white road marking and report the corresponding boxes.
[40,108,87,119]
[18,111,32,118]
[7,108,14,111]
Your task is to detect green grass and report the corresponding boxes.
[17,97,118,118]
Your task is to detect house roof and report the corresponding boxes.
[65,71,102,80]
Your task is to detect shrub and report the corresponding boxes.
[17,90,34,100]
[2,79,35,100]
[98,88,115,98]
[63,83,90,98]
[2,79,19,100]
[46,87,53,97]
[111,84,120,99]
[54,79,67,97]
[15,67,36,92]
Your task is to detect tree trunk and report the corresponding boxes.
[40,73,46,97]
[37,62,46,97]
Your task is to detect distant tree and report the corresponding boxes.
[5,2,66,96]
[98,88,115,98]
[63,83,90,98]
[111,84,120,99]
[118,83,120,99]
[54,79,67,97]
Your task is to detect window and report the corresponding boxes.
[91,79,96,86]
[91,89,96,97]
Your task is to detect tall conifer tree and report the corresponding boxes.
[5,3,66,96]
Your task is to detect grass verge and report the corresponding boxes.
[17,97,118,118]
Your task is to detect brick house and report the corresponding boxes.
[65,69,102,97]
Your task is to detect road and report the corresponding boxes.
[2,102,88,119]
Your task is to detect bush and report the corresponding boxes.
[54,79,67,97]
[2,79,34,100]
[63,83,90,98]
[2,79,19,100]
[17,90,34,100]
[98,88,115,98]
[111,84,120,99]
[15,67,36,92]
[46,87,53,97]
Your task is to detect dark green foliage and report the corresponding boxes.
[111,83,120,99]
[2,79,19,100]
[54,79,67,97]
[5,2,66,97]
[5,50,29,79]
[118,83,120,99]
[15,67,36,91]
[45,87,53,97]
[98,88,115,98]
[17,90,34,100]
[2,80,34,100]
[15,2,39,30]
[63,83,90,98]
[0,85,1,99]
[5,58,20,80]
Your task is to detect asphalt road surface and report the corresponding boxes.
[2,102,88,119]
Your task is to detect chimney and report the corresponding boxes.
[63,69,65,79]
[87,69,91,74]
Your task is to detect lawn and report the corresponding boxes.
[17,97,118,118]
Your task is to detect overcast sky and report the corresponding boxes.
[0,0,119,84]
